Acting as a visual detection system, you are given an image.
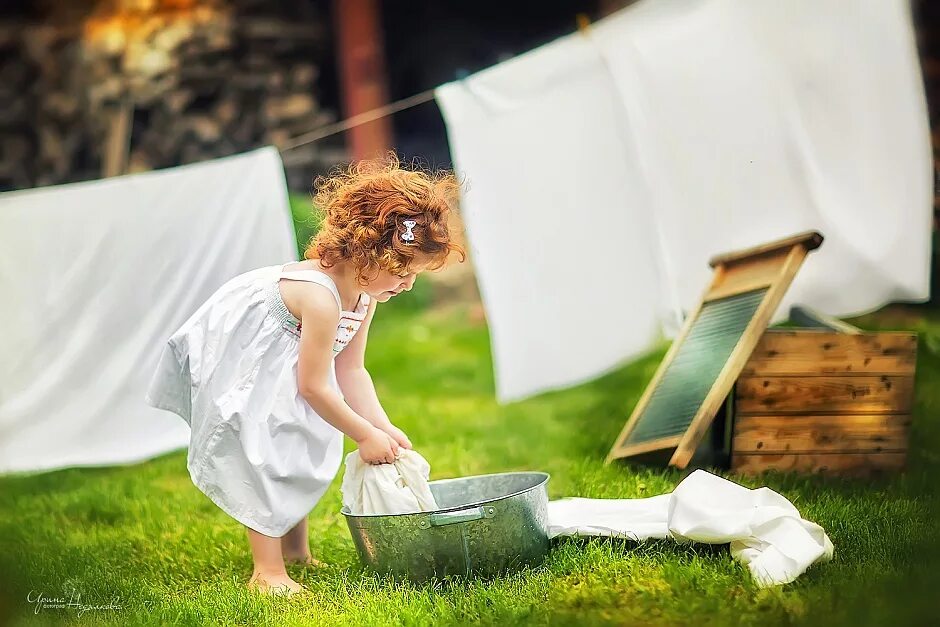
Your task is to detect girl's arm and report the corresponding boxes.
[335,298,413,449]
[295,287,399,463]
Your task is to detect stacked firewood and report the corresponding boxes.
[0,0,340,192]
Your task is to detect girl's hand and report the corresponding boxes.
[356,426,400,465]
[381,423,412,450]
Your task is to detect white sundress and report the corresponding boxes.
[144,262,371,537]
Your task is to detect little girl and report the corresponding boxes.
[144,155,466,596]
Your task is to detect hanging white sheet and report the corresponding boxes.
[0,147,298,474]
[436,0,931,403]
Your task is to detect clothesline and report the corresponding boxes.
[276,13,601,154]
[278,88,438,153]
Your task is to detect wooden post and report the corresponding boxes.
[333,0,394,161]
[102,98,133,178]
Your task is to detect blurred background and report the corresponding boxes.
[3,0,939,299]
[0,0,669,311]
[0,0,642,190]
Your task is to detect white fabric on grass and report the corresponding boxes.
[436,0,932,403]
[0,147,297,474]
[548,470,834,587]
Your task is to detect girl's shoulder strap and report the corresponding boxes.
[279,264,343,313]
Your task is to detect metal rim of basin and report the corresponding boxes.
[341,471,551,518]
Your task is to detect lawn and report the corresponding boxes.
[1,290,938,626]
[4,187,940,627]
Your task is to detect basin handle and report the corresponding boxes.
[423,506,496,528]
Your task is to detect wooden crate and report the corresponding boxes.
[730,328,918,477]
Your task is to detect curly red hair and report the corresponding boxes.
[304,153,467,286]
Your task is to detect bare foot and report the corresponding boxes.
[247,571,306,597]
[283,552,327,568]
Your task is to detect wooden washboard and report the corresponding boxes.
[606,230,825,469]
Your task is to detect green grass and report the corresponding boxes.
[289,192,321,258]
[7,185,940,627]
[1,295,938,626]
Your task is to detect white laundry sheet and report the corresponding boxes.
[435,0,932,403]
[548,470,833,587]
[342,455,832,587]
[341,449,440,515]
[0,147,298,474]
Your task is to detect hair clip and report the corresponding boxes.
[401,220,417,242]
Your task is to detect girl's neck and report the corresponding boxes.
[309,258,362,308]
